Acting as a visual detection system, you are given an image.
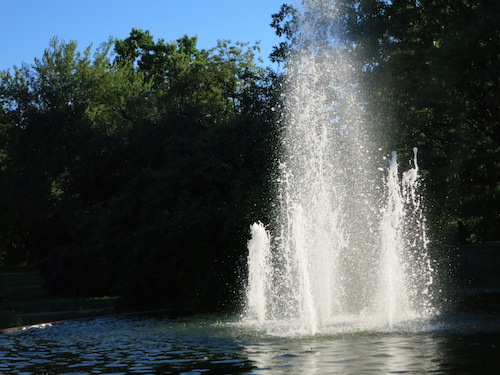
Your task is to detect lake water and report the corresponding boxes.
[1,293,499,375]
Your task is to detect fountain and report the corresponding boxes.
[243,0,436,335]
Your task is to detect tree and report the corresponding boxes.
[114,29,269,125]
[0,37,149,263]
[1,28,279,311]
[368,0,500,243]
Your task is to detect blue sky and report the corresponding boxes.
[1,0,285,71]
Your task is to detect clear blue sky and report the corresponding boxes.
[1,0,285,71]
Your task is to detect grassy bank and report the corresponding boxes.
[0,266,118,330]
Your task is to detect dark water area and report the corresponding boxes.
[2,240,500,375]
[1,291,500,375]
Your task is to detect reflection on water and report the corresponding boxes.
[1,309,500,374]
[245,330,500,375]
[243,334,442,375]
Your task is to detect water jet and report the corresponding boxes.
[243,0,436,336]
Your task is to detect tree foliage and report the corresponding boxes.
[0,30,278,310]
[359,0,500,243]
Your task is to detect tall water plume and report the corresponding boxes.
[244,0,436,335]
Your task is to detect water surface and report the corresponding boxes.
[1,304,499,374]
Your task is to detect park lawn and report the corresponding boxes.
[0,266,118,329]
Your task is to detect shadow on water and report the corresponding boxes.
[0,313,255,375]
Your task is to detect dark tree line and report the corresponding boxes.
[1,1,499,310]
[0,30,279,310]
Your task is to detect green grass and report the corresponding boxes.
[0,265,118,329]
